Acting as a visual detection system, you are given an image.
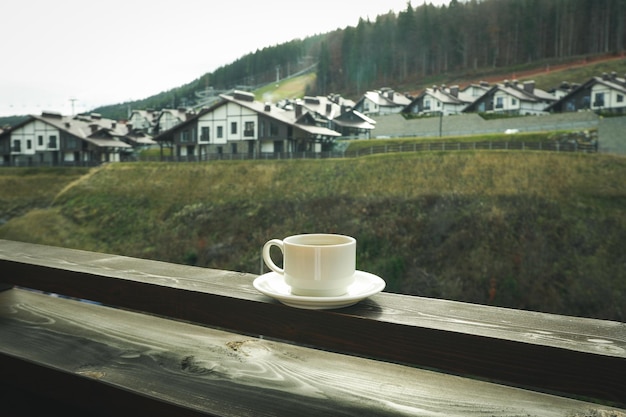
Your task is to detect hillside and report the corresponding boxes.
[2,0,625,124]
[1,152,625,321]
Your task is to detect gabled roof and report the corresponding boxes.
[276,95,371,131]
[498,81,556,102]
[420,86,473,105]
[362,88,412,108]
[128,109,158,125]
[461,82,491,96]
[157,108,188,122]
[463,80,556,112]
[545,73,626,112]
[21,112,132,148]
[333,109,376,130]
[125,131,157,146]
[300,96,342,119]
[154,91,342,141]
[220,92,341,137]
[152,104,219,142]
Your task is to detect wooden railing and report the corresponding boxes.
[1,239,624,416]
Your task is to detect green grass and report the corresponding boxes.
[0,167,90,222]
[342,131,573,153]
[254,73,316,102]
[528,56,626,91]
[1,152,625,321]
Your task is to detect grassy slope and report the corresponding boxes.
[1,152,624,321]
[0,167,90,222]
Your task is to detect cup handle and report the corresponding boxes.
[263,239,284,275]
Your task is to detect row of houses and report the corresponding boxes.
[155,91,376,159]
[356,71,626,117]
[1,72,624,165]
[0,91,376,165]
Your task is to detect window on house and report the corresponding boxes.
[260,121,265,137]
[231,143,237,154]
[201,127,210,141]
[244,121,254,137]
[48,135,57,148]
[181,130,190,142]
[618,94,624,103]
[495,97,504,109]
[424,99,431,110]
[13,140,21,152]
[512,98,517,106]
[270,123,279,137]
[27,140,32,149]
[38,136,43,146]
[231,122,237,134]
[594,92,605,107]
[217,126,223,138]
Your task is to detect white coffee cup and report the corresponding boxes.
[262,234,356,297]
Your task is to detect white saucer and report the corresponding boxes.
[253,270,385,310]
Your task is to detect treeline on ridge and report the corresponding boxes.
[93,0,626,119]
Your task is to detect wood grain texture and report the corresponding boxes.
[1,239,625,406]
[1,288,623,417]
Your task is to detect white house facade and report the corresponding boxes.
[157,109,190,133]
[6,118,62,165]
[155,91,341,159]
[195,98,259,155]
[128,110,157,132]
[354,88,412,116]
[590,78,626,112]
[0,112,132,166]
[404,85,472,116]
[546,73,626,114]
[464,80,556,115]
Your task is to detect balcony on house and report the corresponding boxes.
[1,239,624,416]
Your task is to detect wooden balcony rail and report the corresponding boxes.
[1,239,625,416]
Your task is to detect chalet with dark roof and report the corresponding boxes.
[546,72,626,114]
[331,109,376,139]
[353,88,412,116]
[154,91,341,159]
[281,95,375,139]
[463,80,556,115]
[403,85,473,116]
[0,112,143,166]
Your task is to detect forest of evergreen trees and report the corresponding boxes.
[318,0,626,94]
[89,0,626,119]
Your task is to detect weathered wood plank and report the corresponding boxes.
[1,239,625,406]
[1,288,623,417]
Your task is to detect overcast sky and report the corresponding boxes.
[1,0,449,117]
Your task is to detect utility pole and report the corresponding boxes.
[69,98,77,116]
